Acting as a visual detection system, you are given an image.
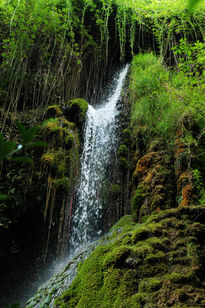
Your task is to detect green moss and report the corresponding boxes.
[118,145,128,158]
[146,222,163,235]
[103,246,132,268]
[119,293,147,308]
[41,150,55,166]
[46,105,63,118]
[65,98,88,126]
[98,268,122,306]
[145,251,165,264]
[41,148,71,175]
[42,117,58,128]
[119,157,129,171]
[108,215,136,240]
[54,149,68,174]
[134,242,154,258]
[65,133,75,148]
[121,128,131,146]
[54,206,205,307]
[53,177,70,190]
[131,225,149,243]
[110,184,121,196]
[164,272,186,284]
[139,278,162,293]
[42,118,63,141]
[131,187,143,221]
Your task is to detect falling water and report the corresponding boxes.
[69,65,129,253]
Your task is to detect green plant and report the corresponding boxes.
[172,38,205,81]
[5,303,23,308]
[192,169,205,204]
[0,122,47,200]
[131,187,143,221]
[130,53,205,148]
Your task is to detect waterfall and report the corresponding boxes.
[69,64,129,253]
[23,65,129,307]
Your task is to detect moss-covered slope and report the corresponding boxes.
[54,206,205,308]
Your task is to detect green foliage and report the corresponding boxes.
[5,303,23,308]
[0,133,16,161]
[172,38,205,80]
[0,0,204,121]
[17,122,39,146]
[0,122,47,201]
[130,53,205,146]
[188,0,204,12]
[192,169,205,204]
[0,122,47,162]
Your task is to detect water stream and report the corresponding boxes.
[69,64,129,254]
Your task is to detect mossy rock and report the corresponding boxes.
[42,118,64,142]
[131,225,149,243]
[64,98,88,126]
[46,105,63,118]
[139,278,162,293]
[41,150,55,166]
[103,246,132,268]
[45,206,205,307]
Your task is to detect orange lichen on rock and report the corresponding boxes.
[181,185,193,207]
[145,170,155,184]
[179,172,192,185]
[176,129,183,139]
[134,152,156,176]
[176,147,185,157]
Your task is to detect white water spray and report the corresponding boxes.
[69,65,129,252]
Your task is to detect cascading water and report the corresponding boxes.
[69,64,129,253]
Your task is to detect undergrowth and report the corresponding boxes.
[129,53,205,146]
[0,0,204,133]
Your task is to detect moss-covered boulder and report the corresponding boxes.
[64,99,88,127]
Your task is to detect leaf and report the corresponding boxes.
[11,156,33,164]
[0,133,4,144]
[188,0,203,12]
[29,141,48,148]
[0,194,10,201]
[187,50,192,57]
[0,139,16,161]
[16,122,39,146]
